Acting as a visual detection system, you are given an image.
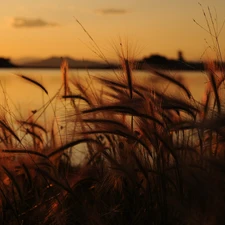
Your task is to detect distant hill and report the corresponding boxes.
[12,57,43,65]
[20,56,117,69]
[0,58,16,68]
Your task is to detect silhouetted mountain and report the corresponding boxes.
[0,57,16,68]
[12,57,43,65]
[20,56,117,69]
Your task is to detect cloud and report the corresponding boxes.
[12,17,59,28]
[95,8,128,15]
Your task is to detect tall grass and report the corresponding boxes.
[1,9,225,225]
[1,58,225,225]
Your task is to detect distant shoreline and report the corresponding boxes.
[0,66,207,71]
[0,55,224,71]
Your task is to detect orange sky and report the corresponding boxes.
[0,0,225,62]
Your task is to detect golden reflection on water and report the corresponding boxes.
[0,69,208,115]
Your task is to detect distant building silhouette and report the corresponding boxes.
[178,51,185,62]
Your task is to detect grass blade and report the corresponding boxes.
[47,138,100,158]
[2,149,48,159]
[16,74,48,95]
[151,69,192,98]
[0,120,21,143]
[62,94,90,105]
[18,120,47,133]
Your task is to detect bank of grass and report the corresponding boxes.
[0,54,225,225]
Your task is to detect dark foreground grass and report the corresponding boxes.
[0,56,225,225]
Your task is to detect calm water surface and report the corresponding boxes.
[0,68,207,108]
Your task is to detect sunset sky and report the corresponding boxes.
[1,0,225,63]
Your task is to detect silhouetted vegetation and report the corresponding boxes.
[139,52,206,71]
[0,57,16,68]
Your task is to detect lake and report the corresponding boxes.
[0,68,209,164]
[0,68,208,109]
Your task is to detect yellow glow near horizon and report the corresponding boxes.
[0,0,225,62]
